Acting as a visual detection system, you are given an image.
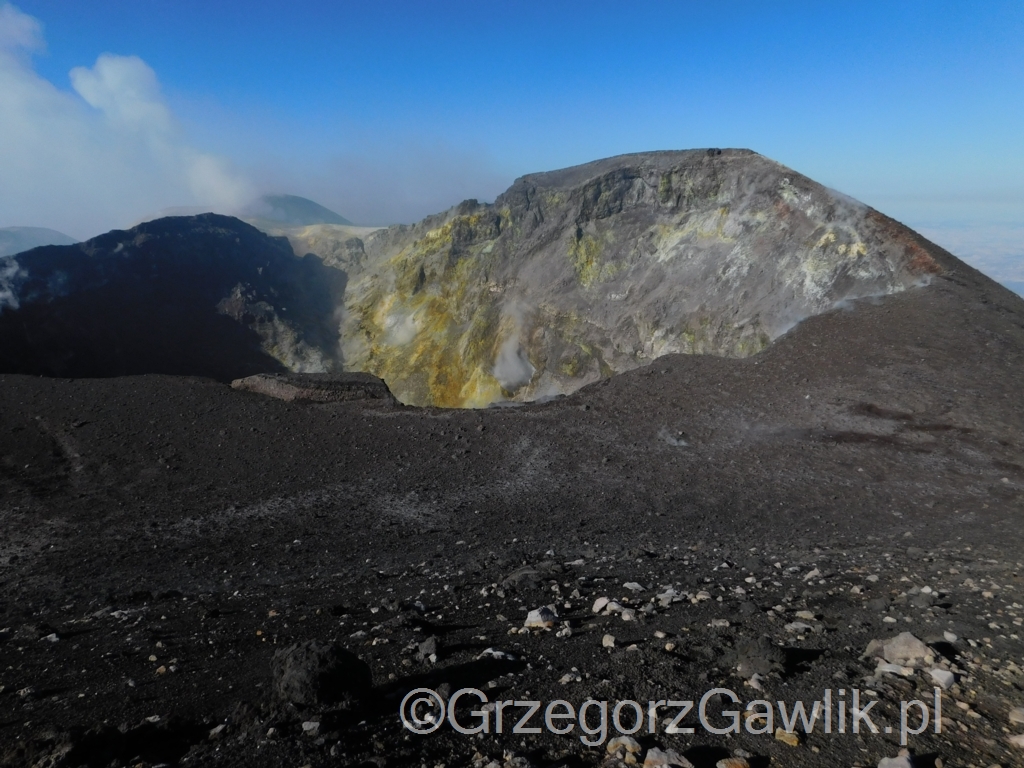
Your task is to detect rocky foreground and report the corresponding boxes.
[2,228,1024,767]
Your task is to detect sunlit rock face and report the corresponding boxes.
[311,149,940,407]
[0,150,943,402]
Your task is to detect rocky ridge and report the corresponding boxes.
[0,150,947,407]
[0,214,345,380]
[298,149,943,406]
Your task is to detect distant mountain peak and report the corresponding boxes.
[0,226,78,257]
[246,194,352,227]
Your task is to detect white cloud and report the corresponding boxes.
[914,222,1024,284]
[0,3,252,239]
[0,1,39,52]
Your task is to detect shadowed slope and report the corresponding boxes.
[0,215,347,380]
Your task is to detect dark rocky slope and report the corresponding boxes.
[0,214,346,380]
[1,225,1024,766]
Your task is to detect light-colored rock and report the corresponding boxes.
[877,756,913,768]
[876,660,915,677]
[883,632,930,664]
[1009,733,1024,748]
[607,735,642,755]
[643,747,693,767]
[774,727,800,746]
[864,638,885,658]
[795,610,816,620]
[656,588,680,607]
[524,605,558,629]
[715,758,750,768]
[620,608,637,621]
[477,647,515,661]
[603,634,616,648]
[592,597,610,614]
[929,668,955,689]
[623,582,646,592]
[785,621,813,633]
[943,630,958,643]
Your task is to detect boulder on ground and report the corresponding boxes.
[271,641,372,708]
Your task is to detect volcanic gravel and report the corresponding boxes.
[2,242,1024,767]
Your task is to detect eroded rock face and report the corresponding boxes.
[0,151,943,403]
[313,149,941,406]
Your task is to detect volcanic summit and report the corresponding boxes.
[2,150,1024,768]
[2,150,942,406]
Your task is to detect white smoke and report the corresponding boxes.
[493,334,535,391]
[0,255,22,311]
[0,3,253,239]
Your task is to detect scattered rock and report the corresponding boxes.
[784,621,813,633]
[607,735,642,755]
[524,605,558,629]
[882,632,931,664]
[733,635,785,677]
[602,634,616,648]
[774,727,800,746]
[876,660,915,677]
[643,747,693,767]
[418,636,439,658]
[929,668,955,689]
[877,756,913,768]
[271,641,372,709]
[477,647,515,661]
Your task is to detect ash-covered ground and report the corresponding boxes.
[2,238,1024,767]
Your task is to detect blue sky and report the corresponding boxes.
[1,1,1022,283]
